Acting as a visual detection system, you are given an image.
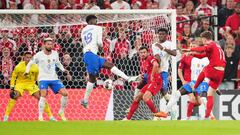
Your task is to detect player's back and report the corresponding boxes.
[191,57,209,81]
[13,61,39,84]
[81,25,102,55]
[33,50,60,81]
[206,41,226,67]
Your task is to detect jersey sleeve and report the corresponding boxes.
[10,65,19,87]
[97,26,103,47]
[26,53,39,73]
[152,44,160,56]
[192,52,207,59]
[55,52,65,72]
[178,56,185,70]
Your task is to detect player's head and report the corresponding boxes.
[23,52,32,63]
[43,37,54,52]
[200,31,212,44]
[157,28,168,42]
[190,38,203,48]
[139,46,149,59]
[235,2,240,15]
[86,15,97,25]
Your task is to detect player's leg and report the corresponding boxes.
[82,73,96,108]
[134,75,147,98]
[160,72,171,102]
[49,80,68,121]
[31,90,56,121]
[126,92,144,120]
[154,85,188,118]
[38,81,49,121]
[186,93,198,119]
[3,89,21,121]
[204,68,224,119]
[142,91,158,113]
[103,61,138,82]
[193,70,205,90]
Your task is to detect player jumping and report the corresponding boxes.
[151,28,177,104]
[124,46,162,120]
[80,15,138,108]
[25,38,71,121]
[3,52,56,121]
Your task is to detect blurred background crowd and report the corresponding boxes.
[0,0,240,90]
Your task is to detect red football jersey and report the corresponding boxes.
[141,55,158,76]
[190,41,226,67]
[178,54,193,82]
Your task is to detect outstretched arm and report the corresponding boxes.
[191,52,207,59]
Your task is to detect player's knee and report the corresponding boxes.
[142,93,151,102]
[10,91,20,100]
[134,94,142,102]
[40,90,47,97]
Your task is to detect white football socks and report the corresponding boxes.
[166,91,181,112]
[83,82,94,102]
[59,96,68,113]
[38,97,46,119]
[110,66,129,80]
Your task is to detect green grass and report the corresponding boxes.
[0,121,240,135]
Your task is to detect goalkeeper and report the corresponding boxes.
[3,52,56,122]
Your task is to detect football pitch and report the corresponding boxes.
[0,121,239,135]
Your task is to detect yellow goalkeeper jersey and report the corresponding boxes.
[10,61,39,87]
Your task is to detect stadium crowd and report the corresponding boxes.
[0,0,240,90]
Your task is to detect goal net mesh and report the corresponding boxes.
[0,11,175,120]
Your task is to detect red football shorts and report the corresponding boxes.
[140,74,162,96]
[204,66,225,90]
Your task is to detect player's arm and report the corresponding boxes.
[25,54,38,74]
[155,43,176,56]
[190,45,209,52]
[178,57,187,85]
[151,60,159,82]
[10,66,18,89]
[191,52,207,59]
[154,54,161,66]
[56,53,72,80]
[152,45,161,64]
[97,27,103,48]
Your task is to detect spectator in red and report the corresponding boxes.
[49,0,59,9]
[225,2,240,35]
[102,27,111,57]
[183,0,196,22]
[146,0,159,9]
[0,47,14,88]
[0,29,16,53]
[24,0,45,9]
[8,0,18,9]
[195,0,214,16]
[167,0,178,9]
[103,0,112,9]
[83,0,100,10]
[111,0,131,9]
[58,0,69,9]
[0,0,7,9]
[218,0,235,27]
[131,0,142,9]
[176,3,190,34]
[112,28,130,59]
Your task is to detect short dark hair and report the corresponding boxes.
[157,28,168,34]
[139,46,149,51]
[24,51,32,56]
[200,31,213,40]
[86,15,97,24]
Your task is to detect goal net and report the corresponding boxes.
[0,10,176,121]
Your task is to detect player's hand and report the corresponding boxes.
[23,72,29,76]
[156,43,163,50]
[181,80,187,85]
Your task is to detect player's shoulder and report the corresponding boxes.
[15,61,25,68]
[147,55,156,62]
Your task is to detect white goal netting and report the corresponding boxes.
[0,10,176,121]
